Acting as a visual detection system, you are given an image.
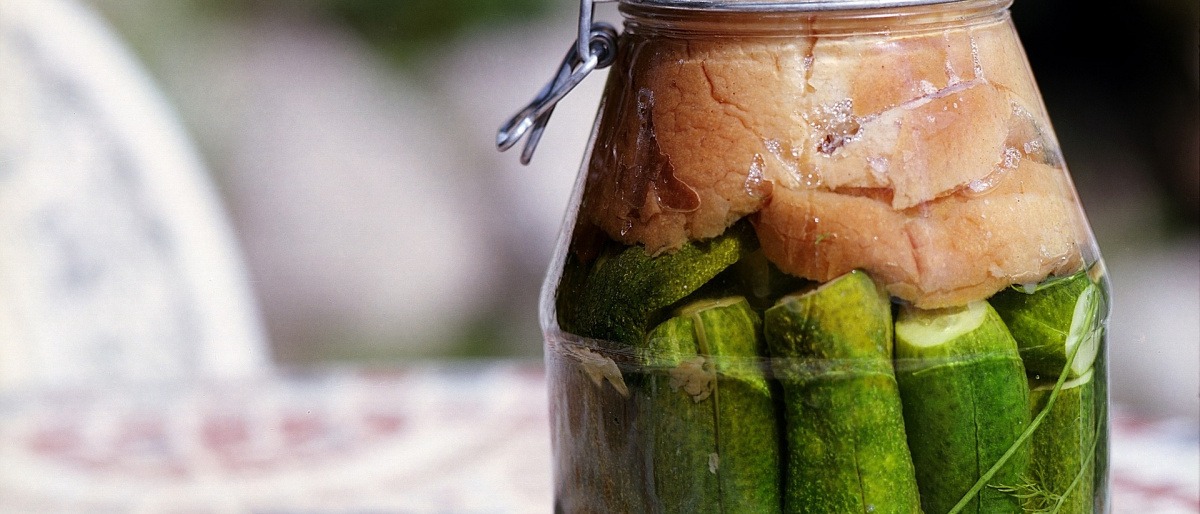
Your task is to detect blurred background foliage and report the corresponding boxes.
[319,0,553,65]
[190,0,556,68]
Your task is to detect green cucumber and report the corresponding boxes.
[643,311,721,509]
[1027,370,1096,514]
[643,297,781,511]
[553,226,754,511]
[764,270,921,513]
[990,270,1101,379]
[558,225,754,344]
[894,301,1030,514]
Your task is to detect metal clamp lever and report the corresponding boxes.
[496,0,618,164]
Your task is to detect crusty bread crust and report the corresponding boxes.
[754,158,1083,308]
[581,36,811,254]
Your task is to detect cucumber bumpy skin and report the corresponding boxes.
[764,270,921,514]
[990,270,1101,380]
[1027,370,1097,514]
[643,297,781,512]
[557,224,753,345]
[895,300,1031,514]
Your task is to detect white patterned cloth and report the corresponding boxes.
[0,362,1195,513]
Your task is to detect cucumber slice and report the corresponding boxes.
[895,301,1031,514]
[990,270,1102,379]
[764,270,921,513]
[558,225,753,344]
[643,297,781,512]
[1027,370,1096,514]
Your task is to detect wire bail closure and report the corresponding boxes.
[497,0,618,164]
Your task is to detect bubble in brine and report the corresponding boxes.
[868,157,890,176]
[1002,147,1023,169]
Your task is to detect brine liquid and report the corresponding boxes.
[543,285,1110,513]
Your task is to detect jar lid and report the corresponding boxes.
[618,0,966,12]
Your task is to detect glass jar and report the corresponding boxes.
[510,0,1110,511]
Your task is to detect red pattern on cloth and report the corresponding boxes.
[1,363,1195,512]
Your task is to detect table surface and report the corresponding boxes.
[1,361,1195,513]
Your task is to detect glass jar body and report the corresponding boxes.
[542,1,1110,512]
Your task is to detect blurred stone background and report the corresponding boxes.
[79,0,1197,418]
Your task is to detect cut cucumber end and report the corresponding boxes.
[1064,285,1100,376]
[895,301,989,349]
[765,269,893,361]
[676,296,747,318]
[775,268,870,305]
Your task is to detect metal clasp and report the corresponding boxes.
[497,0,618,164]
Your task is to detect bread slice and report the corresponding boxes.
[581,37,813,254]
[754,158,1083,308]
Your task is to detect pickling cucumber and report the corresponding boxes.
[558,224,754,344]
[764,270,921,513]
[643,297,781,512]
[895,300,1030,514]
[990,270,1101,379]
[1027,370,1097,514]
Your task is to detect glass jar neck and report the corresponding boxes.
[620,0,1011,37]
